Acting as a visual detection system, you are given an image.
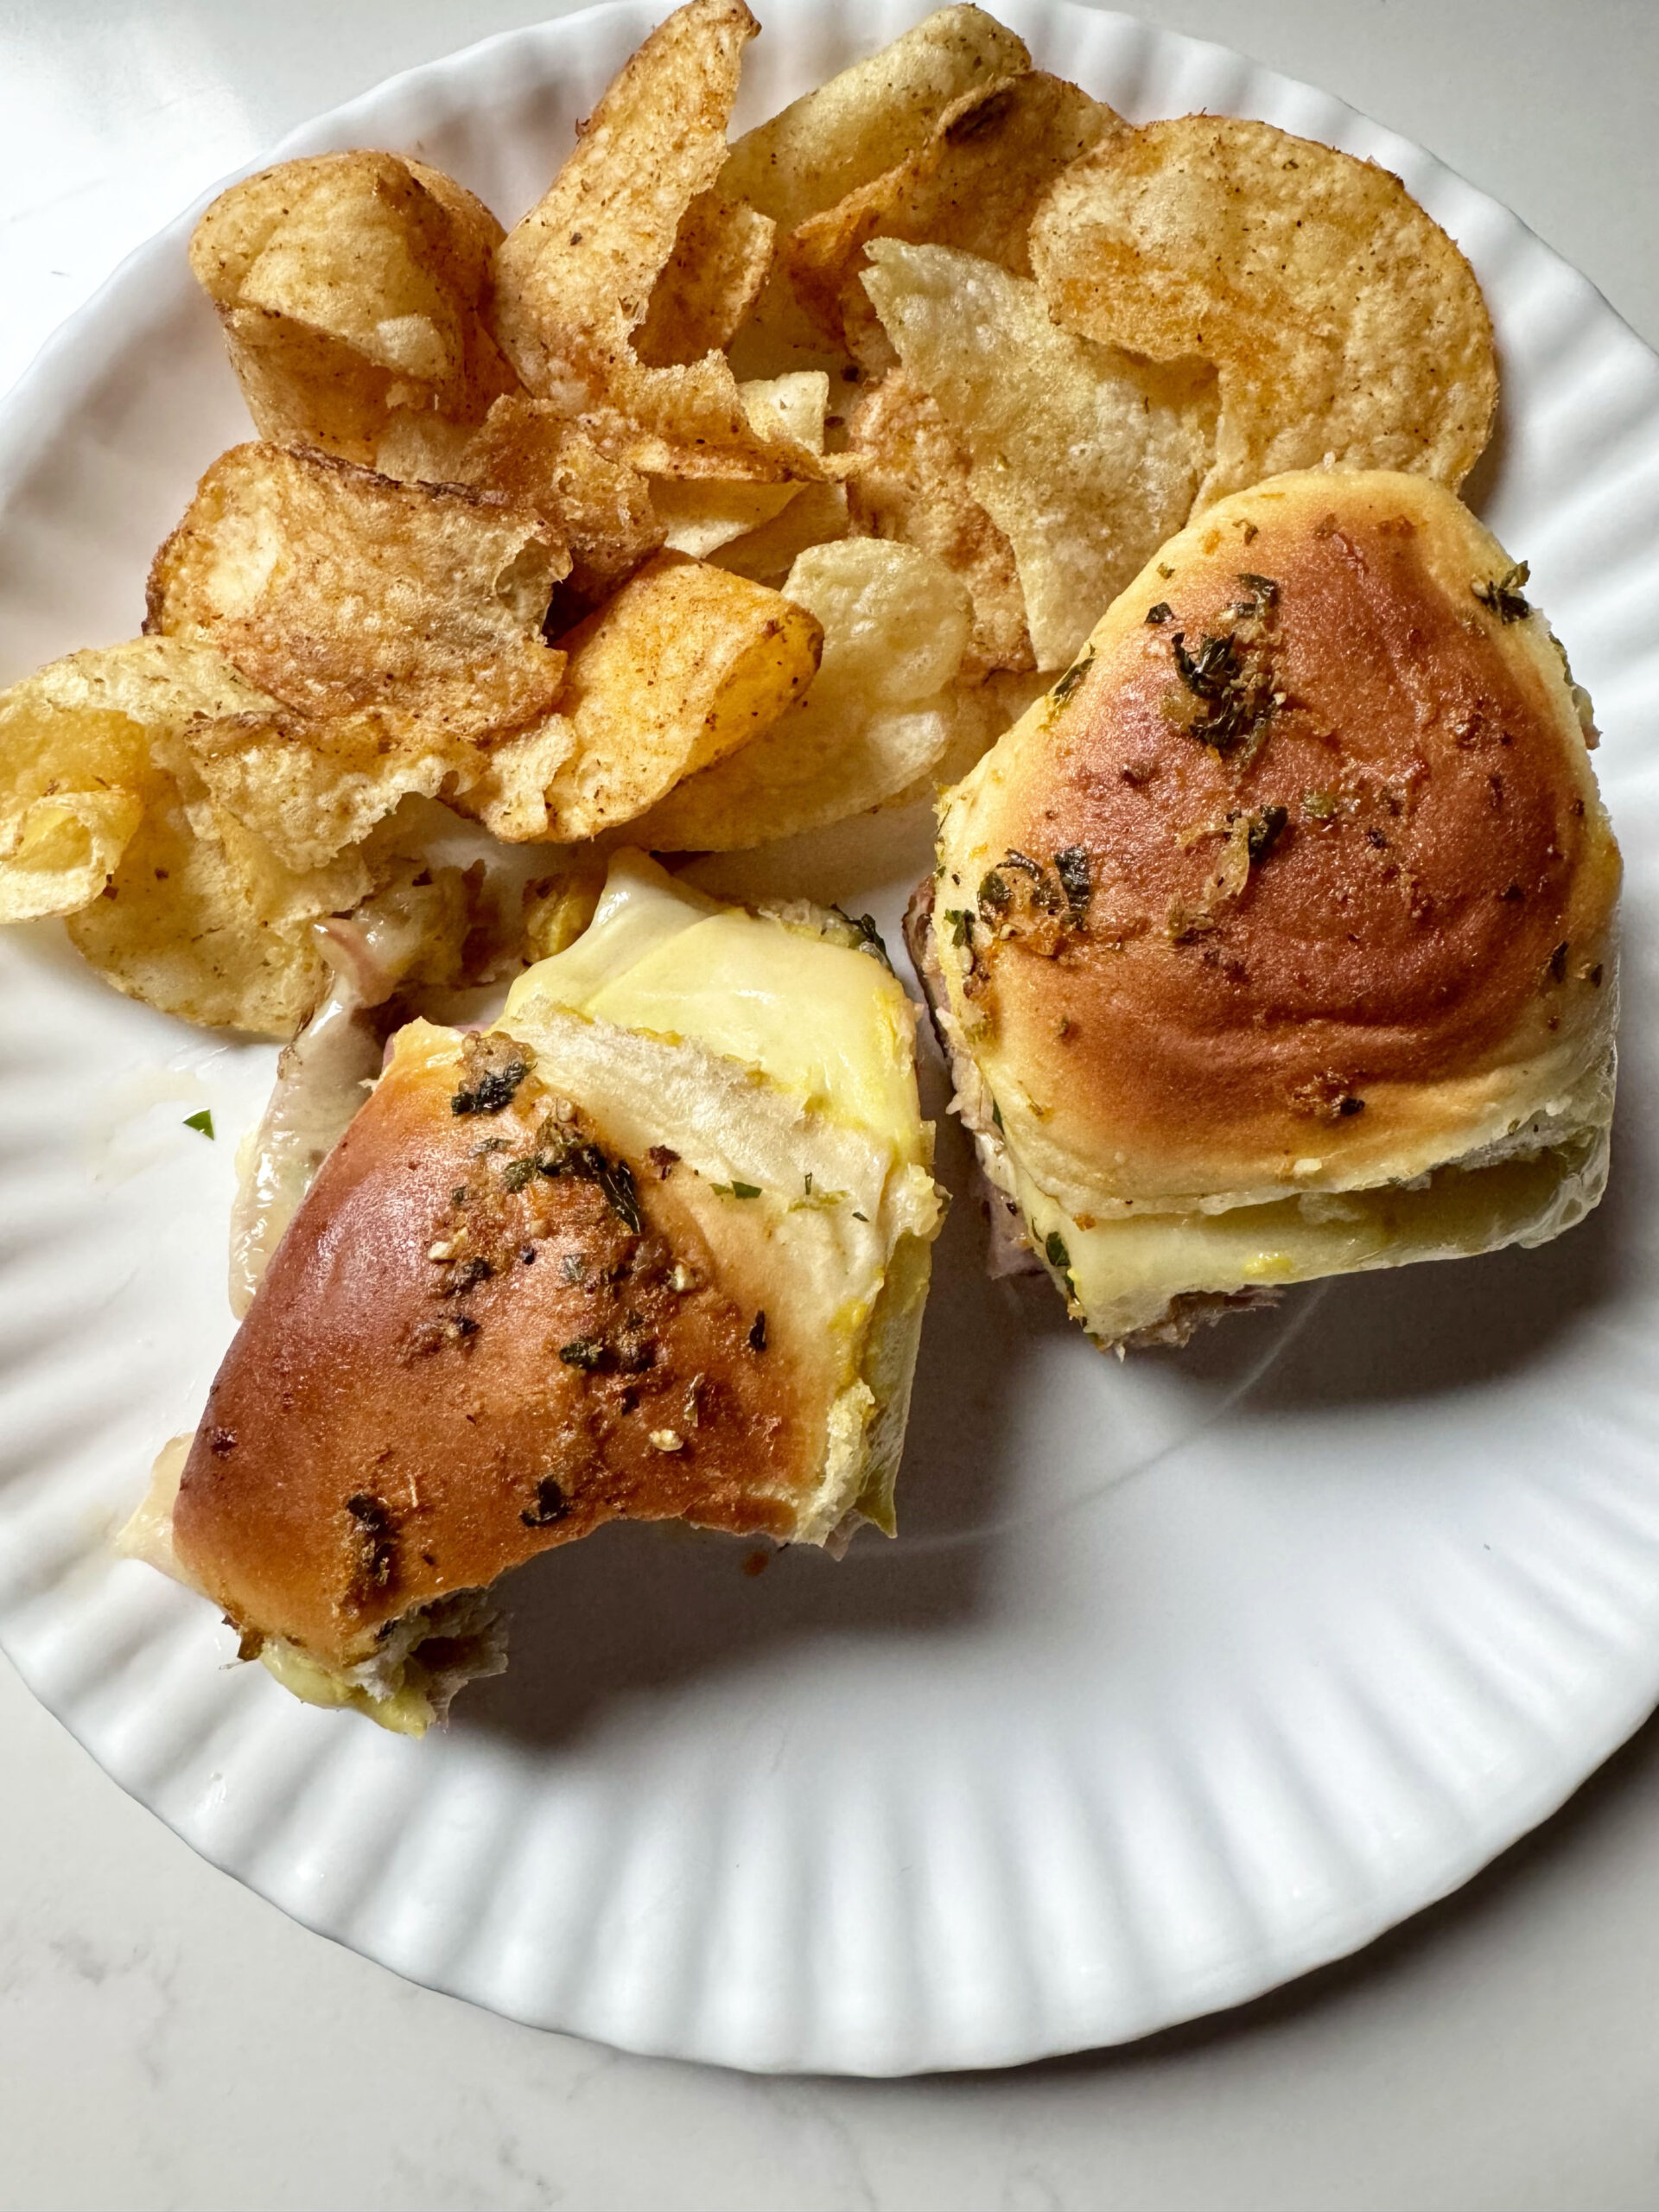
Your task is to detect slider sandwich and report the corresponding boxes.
[124,854,944,1730]
[915,469,1620,1348]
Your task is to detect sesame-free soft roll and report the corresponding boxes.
[918,469,1620,1348]
[124,855,944,1730]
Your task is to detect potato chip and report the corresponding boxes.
[491,2,849,485]
[65,783,359,1037]
[846,366,1031,676]
[589,356,836,483]
[175,714,465,874]
[213,312,396,468]
[649,372,830,556]
[461,716,577,844]
[191,153,516,462]
[634,187,774,367]
[0,639,273,922]
[737,370,832,452]
[721,6,1032,232]
[631,538,971,849]
[493,0,755,400]
[458,553,823,842]
[877,664,1047,810]
[1028,117,1498,505]
[708,480,850,587]
[861,238,1215,668]
[379,398,665,613]
[147,444,569,744]
[786,71,1116,357]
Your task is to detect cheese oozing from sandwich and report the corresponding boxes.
[122,854,943,1730]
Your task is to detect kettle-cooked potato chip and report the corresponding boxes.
[459,552,823,842]
[463,717,579,845]
[721,6,1032,232]
[630,537,971,849]
[493,0,836,485]
[649,372,830,556]
[494,0,756,398]
[192,152,517,463]
[719,5,1034,385]
[846,365,1031,677]
[0,639,271,922]
[65,783,363,1037]
[861,238,1214,669]
[707,480,850,588]
[786,71,1116,359]
[174,714,465,874]
[147,444,569,746]
[634,187,775,368]
[1028,117,1497,505]
[378,398,666,613]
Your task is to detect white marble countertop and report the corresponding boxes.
[4,3,1659,2205]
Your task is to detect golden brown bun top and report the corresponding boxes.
[172,1024,824,1668]
[935,471,1620,1204]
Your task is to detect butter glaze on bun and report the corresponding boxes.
[925,470,1619,1346]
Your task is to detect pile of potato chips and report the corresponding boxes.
[0,0,1497,1035]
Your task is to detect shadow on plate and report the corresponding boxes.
[1459,369,1512,519]
[461,1063,1040,1748]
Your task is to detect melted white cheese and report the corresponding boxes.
[504,852,925,1160]
[499,854,941,1541]
[1006,1122,1610,1345]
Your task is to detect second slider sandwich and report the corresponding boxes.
[917,469,1620,1348]
[124,854,944,1730]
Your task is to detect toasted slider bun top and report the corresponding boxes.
[933,470,1620,1211]
[172,858,941,1673]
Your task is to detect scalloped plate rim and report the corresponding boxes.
[1,0,1657,2076]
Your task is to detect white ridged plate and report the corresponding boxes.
[3,0,1659,2077]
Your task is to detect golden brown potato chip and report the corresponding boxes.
[632,538,970,849]
[174,714,465,873]
[1028,117,1498,505]
[191,153,516,463]
[65,783,359,1037]
[719,6,1036,385]
[0,639,272,922]
[214,311,396,468]
[588,356,836,483]
[370,408,476,484]
[493,0,755,401]
[379,398,666,613]
[461,716,577,844]
[846,366,1031,677]
[147,444,569,744]
[721,6,1032,232]
[861,239,1215,668]
[459,552,823,842]
[649,372,830,556]
[634,187,774,367]
[787,72,1116,358]
[708,480,850,587]
[650,480,796,560]
[492,1,836,484]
